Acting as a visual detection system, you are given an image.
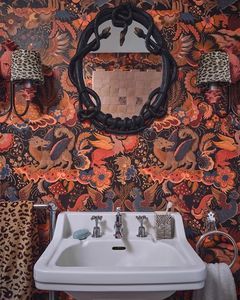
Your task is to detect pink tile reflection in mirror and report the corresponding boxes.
[92,69,163,118]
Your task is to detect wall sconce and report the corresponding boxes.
[196,51,232,118]
[0,49,44,120]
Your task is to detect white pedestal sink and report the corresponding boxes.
[34,212,206,300]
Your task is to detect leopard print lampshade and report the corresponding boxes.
[196,51,231,87]
[11,49,44,84]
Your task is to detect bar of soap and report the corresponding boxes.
[73,229,91,240]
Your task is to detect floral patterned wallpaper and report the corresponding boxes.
[0,0,240,299]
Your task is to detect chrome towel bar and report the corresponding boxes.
[34,202,58,300]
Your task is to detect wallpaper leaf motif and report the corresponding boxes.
[0,1,240,299]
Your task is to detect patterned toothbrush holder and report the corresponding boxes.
[155,202,175,240]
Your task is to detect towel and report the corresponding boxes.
[192,263,237,300]
[0,200,39,300]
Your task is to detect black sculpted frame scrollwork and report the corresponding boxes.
[69,3,177,134]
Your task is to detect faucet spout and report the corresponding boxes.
[114,207,123,239]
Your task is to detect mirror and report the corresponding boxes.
[83,54,163,119]
[69,3,177,135]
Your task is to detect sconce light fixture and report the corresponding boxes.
[196,51,232,118]
[0,49,44,120]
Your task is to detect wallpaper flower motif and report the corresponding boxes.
[0,1,240,300]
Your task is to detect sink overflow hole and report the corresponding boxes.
[112,246,126,250]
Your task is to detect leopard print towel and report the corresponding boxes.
[0,200,39,300]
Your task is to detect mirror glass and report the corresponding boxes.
[84,21,163,119]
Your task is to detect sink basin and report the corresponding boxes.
[57,239,187,267]
[34,212,206,300]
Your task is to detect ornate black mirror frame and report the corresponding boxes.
[69,3,177,135]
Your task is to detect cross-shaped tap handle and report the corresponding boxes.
[136,215,148,226]
[91,215,103,227]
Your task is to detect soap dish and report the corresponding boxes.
[155,214,175,239]
[73,229,91,240]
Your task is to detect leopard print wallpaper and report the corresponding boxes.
[0,1,240,299]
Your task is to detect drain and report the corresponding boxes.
[112,246,126,250]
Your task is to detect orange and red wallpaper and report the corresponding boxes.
[0,1,240,299]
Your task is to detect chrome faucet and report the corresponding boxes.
[91,215,102,238]
[114,207,123,239]
[136,215,148,238]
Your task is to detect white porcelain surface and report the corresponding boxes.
[34,212,206,300]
